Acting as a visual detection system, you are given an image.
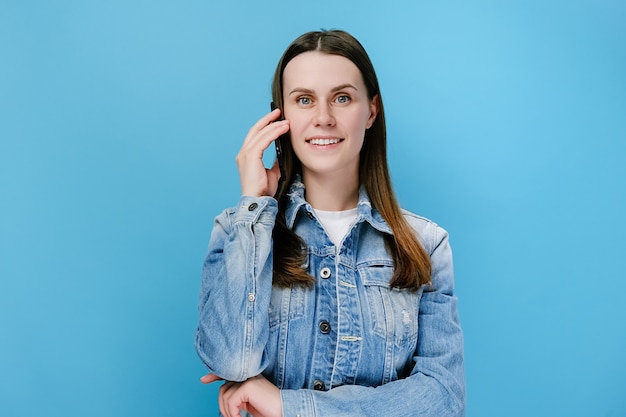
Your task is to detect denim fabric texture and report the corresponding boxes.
[195,179,465,416]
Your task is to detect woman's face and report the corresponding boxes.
[282,51,378,183]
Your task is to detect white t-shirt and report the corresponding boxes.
[313,207,359,247]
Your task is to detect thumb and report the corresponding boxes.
[269,158,282,181]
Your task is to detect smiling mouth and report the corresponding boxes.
[307,138,343,146]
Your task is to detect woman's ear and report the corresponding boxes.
[366,94,380,129]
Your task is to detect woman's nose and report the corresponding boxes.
[314,103,335,127]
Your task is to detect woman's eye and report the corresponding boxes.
[297,97,312,105]
[336,95,351,104]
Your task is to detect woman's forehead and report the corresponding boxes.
[282,52,365,93]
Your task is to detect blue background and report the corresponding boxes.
[1,1,625,416]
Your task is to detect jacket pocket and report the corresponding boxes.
[359,261,420,349]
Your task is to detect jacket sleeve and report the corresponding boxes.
[280,227,465,416]
[194,195,277,382]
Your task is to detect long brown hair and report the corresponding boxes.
[271,30,431,291]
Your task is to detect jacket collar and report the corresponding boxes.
[284,176,392,235]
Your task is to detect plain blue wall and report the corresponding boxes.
[1,1,625,416]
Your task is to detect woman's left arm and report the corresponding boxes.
[213,226,464,417]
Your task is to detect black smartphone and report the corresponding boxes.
[270,102,287,191]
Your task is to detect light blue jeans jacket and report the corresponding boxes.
[195,180,465,416]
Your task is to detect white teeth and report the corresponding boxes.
[309,138,340,146]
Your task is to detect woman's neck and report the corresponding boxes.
[302,171,359,211]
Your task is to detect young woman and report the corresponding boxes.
[195,30,465,417]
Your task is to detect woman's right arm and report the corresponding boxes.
[195,109,290,382]
[195,195,278,382]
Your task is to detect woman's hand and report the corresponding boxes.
[236,108,289,197]
[218,375,282,417]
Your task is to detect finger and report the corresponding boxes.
[252,107,281,131]
[267,161,282,194]
[243,109,283,145]
[270,158,282,179]
[199,373,223,384]
[218,382,234,417]
[240,119,289,155]
[236,120,289,179]
[225,384,247,417]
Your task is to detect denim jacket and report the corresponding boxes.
[195,180,465,416]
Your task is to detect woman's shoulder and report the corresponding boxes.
[400,208,449,252]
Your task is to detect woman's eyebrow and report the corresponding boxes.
[288,83,358,96]
[288,87,314,96]
[331,83,358,93]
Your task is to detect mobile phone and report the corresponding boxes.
[270,101,287,192]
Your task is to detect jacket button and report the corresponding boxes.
[319,321,331,334]
[320,267,331,279]
[248,203,258,211]
[313,380,325,391]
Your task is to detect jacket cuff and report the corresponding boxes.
[280,389,315,417]
[232,195,277,224]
